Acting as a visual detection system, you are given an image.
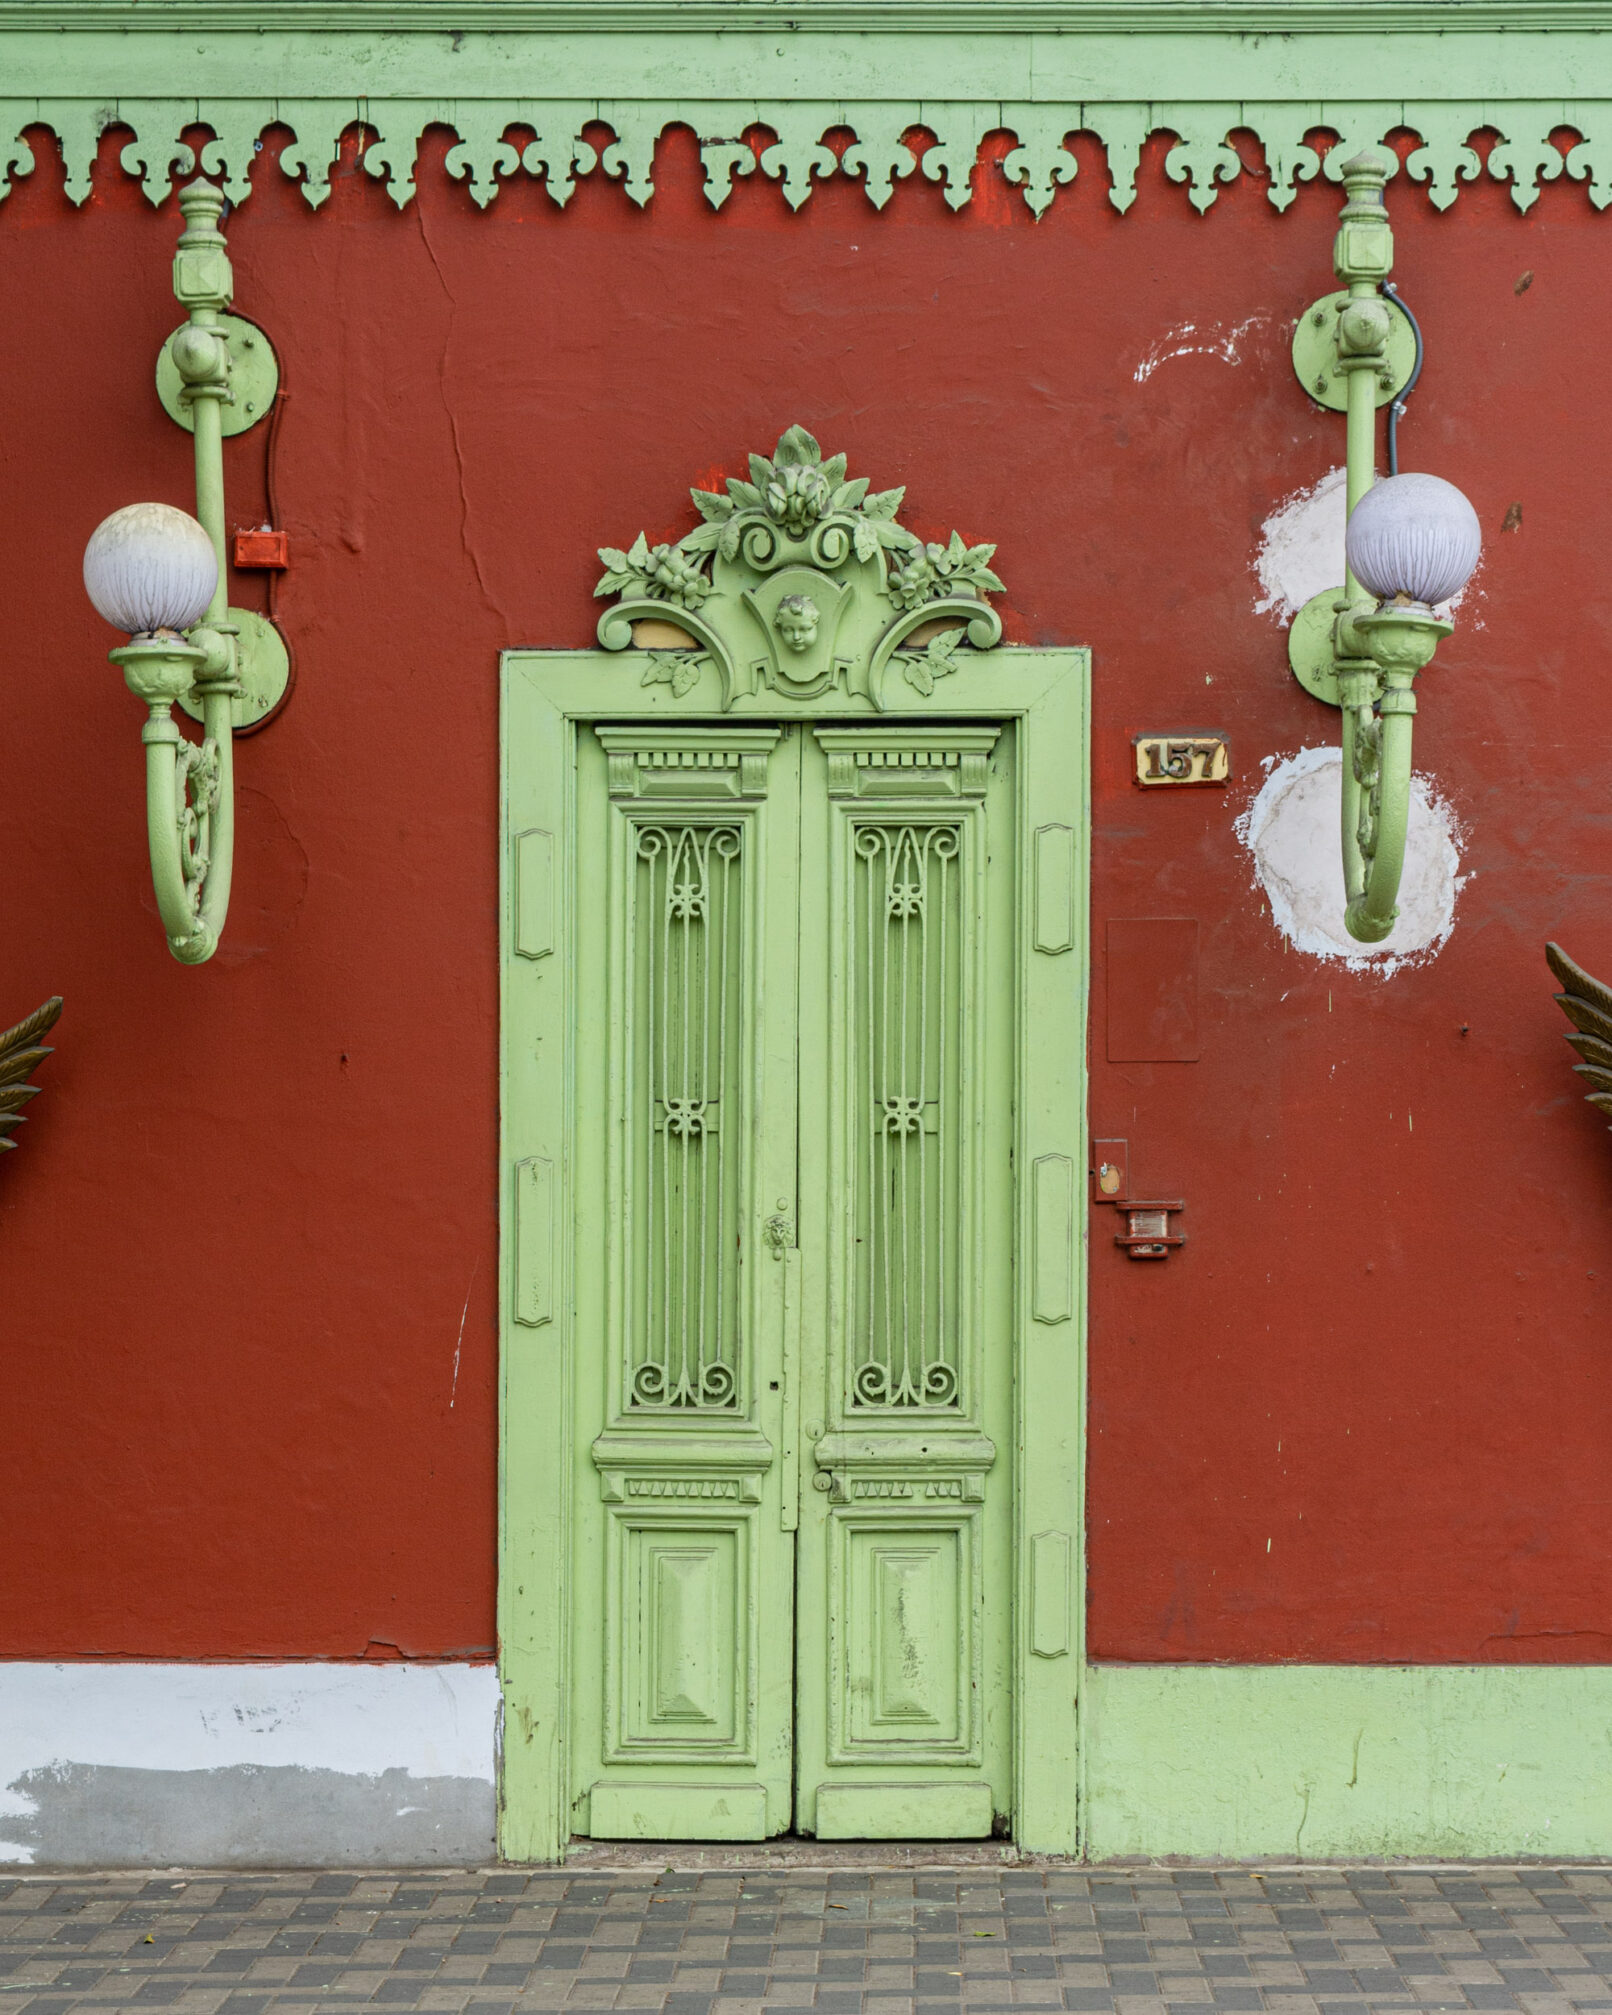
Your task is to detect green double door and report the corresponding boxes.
[568,717,1017,1841]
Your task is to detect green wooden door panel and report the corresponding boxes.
[501,645,1088,1859]
[566,721,799,1841]
[587,1782,770,1842]
[791,723,1016,1838]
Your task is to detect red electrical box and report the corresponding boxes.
[233,527,289,569]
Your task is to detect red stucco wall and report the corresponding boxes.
[3,123,1608,1663]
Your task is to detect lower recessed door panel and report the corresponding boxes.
[830,1511,979,1760]
[813,1783,995,1840]
[608,1514,751,1757]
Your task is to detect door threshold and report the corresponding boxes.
[563,1838,1055,1870]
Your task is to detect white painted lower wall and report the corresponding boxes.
[0,1662,500,1867]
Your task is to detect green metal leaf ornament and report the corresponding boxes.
[641,652,712,698]
[896,627,965,696]
[772,425,821,468]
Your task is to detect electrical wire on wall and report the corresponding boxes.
[1382,280,1423,476]
[218,190,296,737]
[263,382,288,636]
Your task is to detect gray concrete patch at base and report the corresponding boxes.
[5,1763,495,1868]
[0,1661,501,1869]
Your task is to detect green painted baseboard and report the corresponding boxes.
[1084,1664,1612,1861]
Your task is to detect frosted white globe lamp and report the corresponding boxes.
[83,502,218,637]
[1345,472,1482,610]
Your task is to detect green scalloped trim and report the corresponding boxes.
[0,98,1604,216]
[1,7,1607,217]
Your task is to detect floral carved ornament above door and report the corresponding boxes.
[593,426,1005,710]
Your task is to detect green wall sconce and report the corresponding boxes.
[1288,152,1482,946]
[81,180,288,966]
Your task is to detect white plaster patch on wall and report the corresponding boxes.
[1132,313,1273,384]
[0,1662,499,1864]
[1254,466,1349,621]
[1236,746,1465,974]
[1253,466,1483,627]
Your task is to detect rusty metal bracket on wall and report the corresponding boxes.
[1091,1138,1185,1261]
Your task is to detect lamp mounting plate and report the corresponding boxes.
[1288,587,1345,706]
[178,607,291,733]
[157,313,279,436]
[1292,292,1416,413]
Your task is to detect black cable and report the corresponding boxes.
[1382,280,1423,477]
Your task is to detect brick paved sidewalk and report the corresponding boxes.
[3,1862,1612,2015]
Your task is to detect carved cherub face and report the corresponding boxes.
[776,594,820,653]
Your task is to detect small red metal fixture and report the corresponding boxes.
[233,525,289,569]
[1090,1137,1185,1261]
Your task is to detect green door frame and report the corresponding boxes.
[499,644,1090,1860]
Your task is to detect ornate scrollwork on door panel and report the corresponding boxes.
[849,819,970,1413]
[626,819,746,1412]
[594,426,1004,712]
[815,726,999,1418]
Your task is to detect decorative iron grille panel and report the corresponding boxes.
[851,822,964,1410]
[630,823,744,1410]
